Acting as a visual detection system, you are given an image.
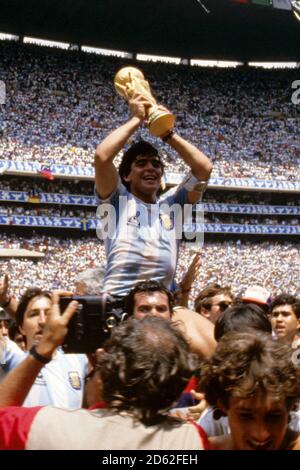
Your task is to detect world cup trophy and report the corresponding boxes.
[114,66,175,138]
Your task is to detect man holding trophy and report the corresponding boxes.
[94,66,212,298]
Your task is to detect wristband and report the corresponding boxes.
[161,130,175,142]
[29,345,51,364]
[0,297,11,308]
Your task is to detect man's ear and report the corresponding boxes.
[19,324,26,337]
[200,309,210,320]
[123,174,131,183]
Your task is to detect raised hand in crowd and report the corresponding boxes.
[178,252,201,307]
[0,273,18,319]
[186,390,207,421]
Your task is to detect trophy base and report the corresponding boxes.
[148,111,175,138]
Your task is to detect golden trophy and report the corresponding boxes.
[114,66,175,138]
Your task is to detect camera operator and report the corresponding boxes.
[0,291,208,450]
[0,287,89,408]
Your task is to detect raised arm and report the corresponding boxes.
[0,274,18,319]
[94,93,150,199]
[177,253,201,308]
[0,291,77,407]
[161,120,213,204]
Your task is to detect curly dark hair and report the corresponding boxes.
[124,280,174,317]
[199,330,300,413]
[99,316,198,426]
[271,294,300,319]
[16,287,51,327]
[118,140,164,190]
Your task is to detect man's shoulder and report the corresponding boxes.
[48,350,88,370]
[94,177,128,203]
[1,338,25,370]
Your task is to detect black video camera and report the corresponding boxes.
[60,295,127,353]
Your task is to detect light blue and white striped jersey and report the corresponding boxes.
[1,339,88,409]
[96,173,203,297]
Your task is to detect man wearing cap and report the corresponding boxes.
[94,92,212,298]
[240,285,272,314]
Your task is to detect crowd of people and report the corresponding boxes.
[1,176,300,207]
[0,203,298,226]
[0,204,95,219]
[0,234,298,301]
[0,41,299,180]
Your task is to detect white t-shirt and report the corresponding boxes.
[1,339,88,409]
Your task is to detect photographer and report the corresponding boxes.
[0,292,207,450]
[0,287,89,408]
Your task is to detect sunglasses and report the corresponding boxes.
[202,301,232,313]
[134,157,164,169]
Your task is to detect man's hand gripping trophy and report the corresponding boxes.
[114,66,175,137]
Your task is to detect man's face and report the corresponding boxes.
[200,294,233,324]
[226,393,288,450]
[0,319,9,338]
[19,296,52,350]
[271,304,300,341]
[13,332,26,351]
[133,291,171,321]
[124,155,163,199]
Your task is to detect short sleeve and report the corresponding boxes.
[94,176,127,205]
[0,338,25,373]
[0,406,42,450]
[161,172,206,207]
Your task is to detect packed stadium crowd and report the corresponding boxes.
[0,204,298,226]
[0,41,299,181]
[1,38,300,452]
[0,177,91,195]
[0,234,298,301]
[0,204,95,219]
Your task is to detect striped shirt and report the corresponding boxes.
[96,173,203,297]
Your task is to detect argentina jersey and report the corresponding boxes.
[1,340,88,408]
[95,173,202,297]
